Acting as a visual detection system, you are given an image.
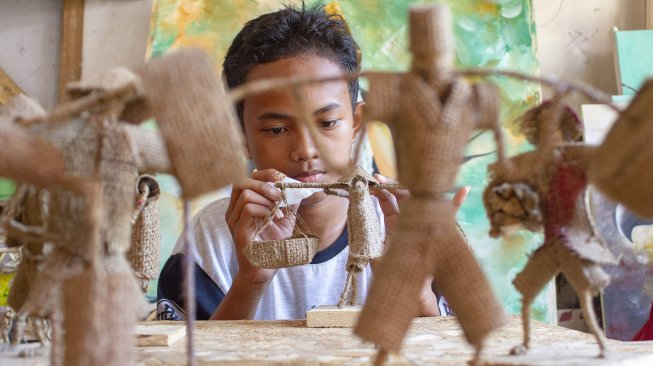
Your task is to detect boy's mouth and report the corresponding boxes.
[293,171,325,183]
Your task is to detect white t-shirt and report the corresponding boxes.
[158,197,383,320]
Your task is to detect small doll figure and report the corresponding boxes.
[328,166,384,307]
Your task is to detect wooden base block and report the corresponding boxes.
[306,305,361,328]
[135,322,185,347]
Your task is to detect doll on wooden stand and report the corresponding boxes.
[353,4,508,365]
[6,69,169,365]
[484,99,617,357]
[244,165,389,307]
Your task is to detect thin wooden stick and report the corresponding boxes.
[229,68,615,108]
[182,201,197,366]
[457,69,618,111]
[19,84,141,127]
[273,182,403,190]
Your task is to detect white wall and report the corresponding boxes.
[0,0,62,110]
[0,0,152,111]
[0,0,647,110]
[533,0,646,104]
[82,0,153,81]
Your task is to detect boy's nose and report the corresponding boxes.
[291,129,319,162]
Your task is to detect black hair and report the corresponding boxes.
[223,3,360,121]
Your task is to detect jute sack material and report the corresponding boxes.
[62,266,111,366]
[354,5,507,351]
[589,79,653,217]
[0,122,64,188]
[244,234,320,269]
[128,174,161,292]
[355,198,506,351]
[63,264,136,366]
[139,48,247,199]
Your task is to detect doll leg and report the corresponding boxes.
[337,270,354,307]
[431,220,507,364]
[578,289,607,357]
[373,348,389,366]
[562,259,610,358]
[355,225,427,357]
[510,244,559,355]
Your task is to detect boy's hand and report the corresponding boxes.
[225,169,296,285]
[451,185,471,212]
[370,174,409,239]
[371,174,470,237]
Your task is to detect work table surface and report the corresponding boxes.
[4,316,653,365]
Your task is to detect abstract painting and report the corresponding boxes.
[147,0,549,321]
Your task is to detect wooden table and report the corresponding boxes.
[3,316,653,365]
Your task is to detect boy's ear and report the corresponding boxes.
[244,144,252,160]
[243,139,252,160]
[352,101,365,140]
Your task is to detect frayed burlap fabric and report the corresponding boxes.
[589,79,653,217]
[139,48,247,199]
[128,175,161,292]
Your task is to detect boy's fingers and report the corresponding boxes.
[251,169,286,183]
[228,189,276,227]
[227,170,285,218]
[373,173,396,184]
[373,174,410,201]
[371,189,399,215]
[241,203,273,219]
[452,186,471,210]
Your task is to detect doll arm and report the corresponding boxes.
[364,72,403,125]
[473,82,507,166]
[125,124,173,174]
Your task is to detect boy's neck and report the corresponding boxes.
[297,194,348,251]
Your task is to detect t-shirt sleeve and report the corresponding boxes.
[364,72,403,124]
[156,253,225,320]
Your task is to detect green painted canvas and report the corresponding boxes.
[614,29,653,95]
[148,0,551,321]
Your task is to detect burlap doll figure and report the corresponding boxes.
[0,95,61,346]
[11,68,172,365]
[127,174,161,293]
[330,166,384,307]
[484,100,617,357]
[353,5,507,365]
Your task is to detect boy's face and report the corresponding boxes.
[242,54,362,205]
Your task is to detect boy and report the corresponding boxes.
[157,4,465,321]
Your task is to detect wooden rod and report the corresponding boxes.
[273,182,403,190]
[58,0,85,104]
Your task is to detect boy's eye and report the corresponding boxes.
[319,120,341,129]
[262,127,288,135]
